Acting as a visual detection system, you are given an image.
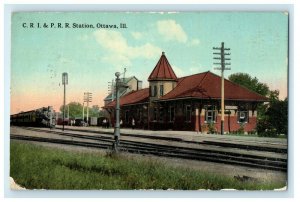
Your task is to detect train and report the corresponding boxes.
[11,106,56,128]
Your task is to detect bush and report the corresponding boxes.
[257,118,279,137]
[258,128,278,138]
[208,123,217,134]
[237,123,245,134]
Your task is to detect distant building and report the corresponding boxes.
[104,76,143,106]
[104,52,267,133]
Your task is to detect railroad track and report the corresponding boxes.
[10,127,287,172]
[54,127,287,153]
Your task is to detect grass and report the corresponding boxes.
[10,141,286,190]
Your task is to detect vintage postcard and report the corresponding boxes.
[10,11,288,192]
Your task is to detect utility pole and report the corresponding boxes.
[68,105,70,119]
[62,72,68,131]
[213,42,231,135]
[84,92,92,125]
[113,71,129,153]
[108,79,115,101]
[123,67,127,82]
[82,102,85,121]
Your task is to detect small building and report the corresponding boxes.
[104,52,267,133]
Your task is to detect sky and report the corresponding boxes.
[11,12,288,114]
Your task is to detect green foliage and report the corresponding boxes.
[89,105,101,117]
[208,123,217,134]
[226,124,245,135]
[60,102,83,119]
[257,97,288,137]
[237,123,245,134]
[228,73,287,137]
[60,102,103,118]
[228,73,270,96]
[10,141,285,190]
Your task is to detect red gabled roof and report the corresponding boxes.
[104,88,149,108]
[160,71,268,102]
[148,52,177,81]
[103,71,267,109]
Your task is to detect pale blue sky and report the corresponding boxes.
[11,12,288,113]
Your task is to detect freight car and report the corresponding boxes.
[11,106,56,128]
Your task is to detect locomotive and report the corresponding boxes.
[11,106,56,128]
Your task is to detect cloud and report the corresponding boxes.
[172,65,185,77]
[77,34,89,41]
[101,55,132,69]
[189,66,201,74]
[93,30,162,68]
[94,30,128,54]
[189,38,200,46]
[131,31,143,40]
[156,20,188,43]
[173,65,203,78]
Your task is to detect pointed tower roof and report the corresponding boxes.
[148,52,178,81]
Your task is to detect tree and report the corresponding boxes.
[257,92,288,136]
[60,102,83,119]
[60,103,103,119]
[228,73,288,137]
[228,73,270,96]
[89,105,101,117]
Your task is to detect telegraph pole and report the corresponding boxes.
[68,105,70,120]
[213,42,231,135]
[123,67,127,82]
[62,72,68,131]
[84,92,92,125]
[108,79,115,101]
[82,102,85,121]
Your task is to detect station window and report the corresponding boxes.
[151,85,157,97]
[160,85,164,96]
[159,107,164,122]
[138,109,142,122]
[153,108,158,121]
[205,106,216,123]
[185,105,192,122]
[137,109,140,121]
[169,106,175,122]
[237,111,248,123]
[153,85,157,97]
[125,110,129,123]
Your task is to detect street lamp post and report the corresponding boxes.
[113,72,121,152]
[62,72,68,131]
[113,71,128,152]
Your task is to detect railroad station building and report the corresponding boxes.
[103,52,267,133]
